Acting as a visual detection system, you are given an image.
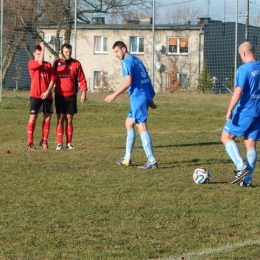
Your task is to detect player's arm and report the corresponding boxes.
[77,62,88,103]
[41,65,55,100]
[38,42,45,65]
[28,60,41,70]
[41,80,55,100]
[225,86,243,122]
[104,75,132,103]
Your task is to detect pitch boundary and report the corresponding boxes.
[163,239,260,259]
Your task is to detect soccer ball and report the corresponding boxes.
[193,168,210,184]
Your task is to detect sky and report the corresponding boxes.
[155,0,260,26]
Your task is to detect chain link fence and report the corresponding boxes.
[0,0,260,101]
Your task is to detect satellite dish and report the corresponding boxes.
[155,62,162,70]
[155,43,163,52]
[44,34,52,43]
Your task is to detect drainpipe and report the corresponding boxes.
[198,29,204,76]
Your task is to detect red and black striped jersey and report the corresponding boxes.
[28,60,55,99]
[53,58,88,97]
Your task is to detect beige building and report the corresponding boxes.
[43,19,205,92]
[6,18,260,93]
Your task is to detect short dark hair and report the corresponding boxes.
[33,45,42,52]
[61,43,72,52]
[112,41,128,51]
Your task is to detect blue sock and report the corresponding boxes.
[225,140,245,170]
[124,129,136,160]
[244,150,258,183]
[140,131,156,164]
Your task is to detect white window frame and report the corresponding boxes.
[167,37,188,55]
[94,36,108,54]
[130,36,144,54]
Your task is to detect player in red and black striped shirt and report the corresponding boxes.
[27,42,55,150]
[53,43,88,150]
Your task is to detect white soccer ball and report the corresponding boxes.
[193,168,210,184]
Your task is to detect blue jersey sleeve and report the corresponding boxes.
[122,59,133,78]
[236,66,247,89]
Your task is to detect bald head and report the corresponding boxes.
[238,41,255,63]
[239,41,253,54]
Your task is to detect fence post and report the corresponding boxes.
[0,0,3,102]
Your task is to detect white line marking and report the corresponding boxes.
[163,239,260,260]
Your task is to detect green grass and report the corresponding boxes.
[0,90,260,260]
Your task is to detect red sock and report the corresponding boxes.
[56,124,64,144]
[27,122,35,144]
[66,125,73,144]
[42,120,50,143]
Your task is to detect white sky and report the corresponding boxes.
[155,0,260,26]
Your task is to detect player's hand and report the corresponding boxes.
[105,94,115,103]
[41,91,49,100]
[40,41,45,49]
[226,110,232,122]
[81,91,86,103]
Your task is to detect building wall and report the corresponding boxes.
[154,29,203,91]
[5,20,260,93]
[43,26,203,92]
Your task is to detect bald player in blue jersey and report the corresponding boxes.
[221,41,260,186]
[105,41,158,169]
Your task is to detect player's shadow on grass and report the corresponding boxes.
[208,182,260,187]
[207,181,230,184]
[154,141,222,148]
[157,158,231,169]
[116,141,222,151]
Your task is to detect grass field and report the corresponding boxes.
[0,90,260,260]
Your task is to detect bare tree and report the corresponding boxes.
[162,5,199,25]
[2,0,151,84]
[165,57,180,93]
[2,1,33,84]
[19,0,151,51]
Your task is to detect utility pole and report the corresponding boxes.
[152,0,155,86]
[234,0,238,89]
[74,0,77,59]
[245,0,249,41]
[0,0,3,102]
[207,0,210,18]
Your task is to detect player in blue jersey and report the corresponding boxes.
[105,41,158,169]
[221,41,260,186]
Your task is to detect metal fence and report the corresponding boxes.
[0,0,259,101]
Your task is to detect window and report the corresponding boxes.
[167,37,188,55]
[94,71,110,90]
[130,37,144,53]
[94,71,102,88]
[50,36,63,52]
[178,73,188,89]
[165,72,188,91]
[94,36,108,53]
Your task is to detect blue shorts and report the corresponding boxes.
[127,96,149,123]
[223,114,260,140]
